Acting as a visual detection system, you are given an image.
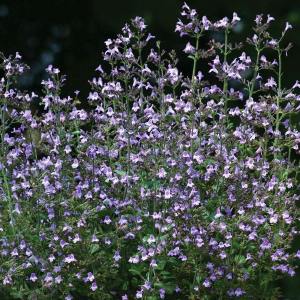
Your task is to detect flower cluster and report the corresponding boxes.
[0,3,299,299]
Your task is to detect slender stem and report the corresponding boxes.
[0,106,5,155]
[288,112,292,166]
[221,28,229,154]
[249,47,261,99]
[222,28,230,129]
[186,34,201,215]
[122,77,131,201]
[223,29,229,96]
[192,35,200,85]
[274,48,282,159]
[1,167,15,235]
[190,34,200,156]
[30,130,38,161]
[0,98,16,236]
[288,141,292,165]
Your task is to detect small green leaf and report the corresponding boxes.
[115,169,127,176]
[90,244,100,254]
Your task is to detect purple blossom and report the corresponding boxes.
[183,42,196,54]
[90,282,98,291]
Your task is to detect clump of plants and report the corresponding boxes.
[0,3,299,299]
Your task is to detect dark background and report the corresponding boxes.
[0,0,299,298]
[2,0,300,97]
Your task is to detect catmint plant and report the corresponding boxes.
[0,3,299,299]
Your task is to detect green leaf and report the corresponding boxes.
[156,260,167,271]
[115,169,127,176]
[145,296,158,300]
[154,281,176,293]
[90,244,100,254]
[234,255,246,265]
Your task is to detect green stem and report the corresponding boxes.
[249,47,261,99]
[274,49,282,159]
[0,97,16,236]
[190,34,200,156]
[223,29,229,96]
[221,29,229,153]
[191,35,200,85]
[1,167,16,236]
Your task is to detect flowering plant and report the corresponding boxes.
[0,3,299,299]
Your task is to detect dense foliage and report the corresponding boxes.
[0,3,299,299]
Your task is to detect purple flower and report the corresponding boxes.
[159,288,165,299]
[183,42,196,54]
[235,288,245,297]
[260,239,272,251]
[113,251,122,262]
[29,273,38,282]
[90,282,98,291]
[157,168,167,178]
[143,281,151,290]
[265,77,277,88]
[64,254,76,264]
[167,66,179,84]
[284,22,292,33]
[232,12,241,25]
[136,290,143,299]
[203,279,211,288]
[103,216,112,225]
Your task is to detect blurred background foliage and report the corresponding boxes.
[0,0,299,298]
